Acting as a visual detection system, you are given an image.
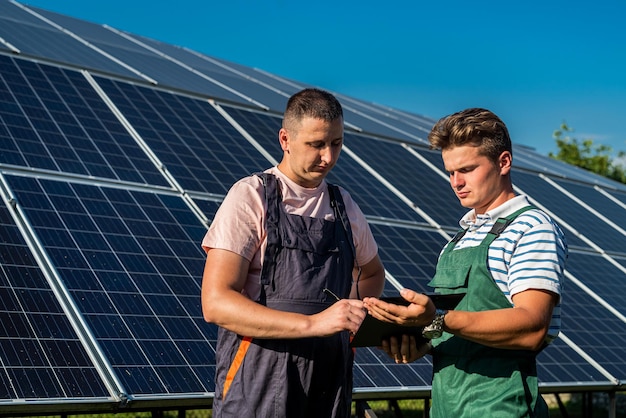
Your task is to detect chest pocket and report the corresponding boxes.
[279,212,339,255]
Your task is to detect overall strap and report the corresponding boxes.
[488,206,536,237]
[256,173,281,304]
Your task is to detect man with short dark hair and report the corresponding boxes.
[202,88,385,417]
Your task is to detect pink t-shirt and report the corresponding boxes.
[202,166,378,300]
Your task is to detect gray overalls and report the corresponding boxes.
[428,206,549,418]
[212,173,356,417]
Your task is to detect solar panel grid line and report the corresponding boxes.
[125,34,292,113]
[557,332,619,384]
[564,262,626,322]
[344,134,465,227]
[0,34,19,52]
[13,1,158,85]
[542,174,626,237]
[103,26,270,111]
[182,47,292,100]
[512,182,604,254]
[81,70,186,193]
[0,173,123,400]
[211,102,279,166]
[595,185,626,210]
[335,93,434,139]
[515,170,626,256]
[341,100,425,143]
[340,145,445,231]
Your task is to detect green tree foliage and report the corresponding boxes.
[549,123,626,184]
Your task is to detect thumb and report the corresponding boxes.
[400,288,427,304]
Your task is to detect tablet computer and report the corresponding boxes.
[350,293,465,348]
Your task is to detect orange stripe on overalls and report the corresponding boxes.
[222,336,252,398]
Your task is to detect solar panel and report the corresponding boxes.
[0,191,112,402]
[536,338,614,385]
[606,189,626,205]
[557,267,626,380]
[514,145,626,192]
[551,178,626,235]
[128,34,291,112]
[0,55,170,186]
[93,77,272,194]
[512,170,626,254]
[4,174,220,396]
[346,136,465,227]
[0,2,139,79]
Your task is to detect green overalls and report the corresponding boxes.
[428,206,549,418]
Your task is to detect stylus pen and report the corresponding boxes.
[323,288,341,301]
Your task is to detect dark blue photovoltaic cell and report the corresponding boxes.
[222,105,428,223]
[129,34,289,112]
[557,264,626,380]
[514,145,626,192]
[101,42,247,105]
[369,223,448,294]
[607,189,626,206]
[537,338,613,384]
[0,2,138,79]
[336,93,433,144]
[94,77,271,195]
[347,136,465,227]
[354,346,433,389]
[0,55,169,186]
[5,174,221,395]
[564,251,626,318]
[512,170,625,254]
[553,179,626,247]
[25,5,255,106]
[0,200,110,400]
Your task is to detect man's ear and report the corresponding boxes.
[278,128,289,151]
[499,151,513,175]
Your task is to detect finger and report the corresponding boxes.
[400,288,427,304]
[346,299,365,310]
[400,334,411,363]
[389,336,401,363]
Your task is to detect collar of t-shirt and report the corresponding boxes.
[459,195,530,231]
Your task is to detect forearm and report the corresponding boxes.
[443,307,550,351]
[203,289,316,339]
[202,285,366,339]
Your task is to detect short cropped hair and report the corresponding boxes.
[283,88,343,130]
[428,108,512,163]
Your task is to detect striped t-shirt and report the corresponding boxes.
[449,195,567,342]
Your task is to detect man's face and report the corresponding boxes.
[278,116,344,188]
[442,145,512,214]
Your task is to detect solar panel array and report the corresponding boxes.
[1,0,626,414]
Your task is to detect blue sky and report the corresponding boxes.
[23,1,626,160]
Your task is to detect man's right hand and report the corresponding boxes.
[381,334,431,364]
